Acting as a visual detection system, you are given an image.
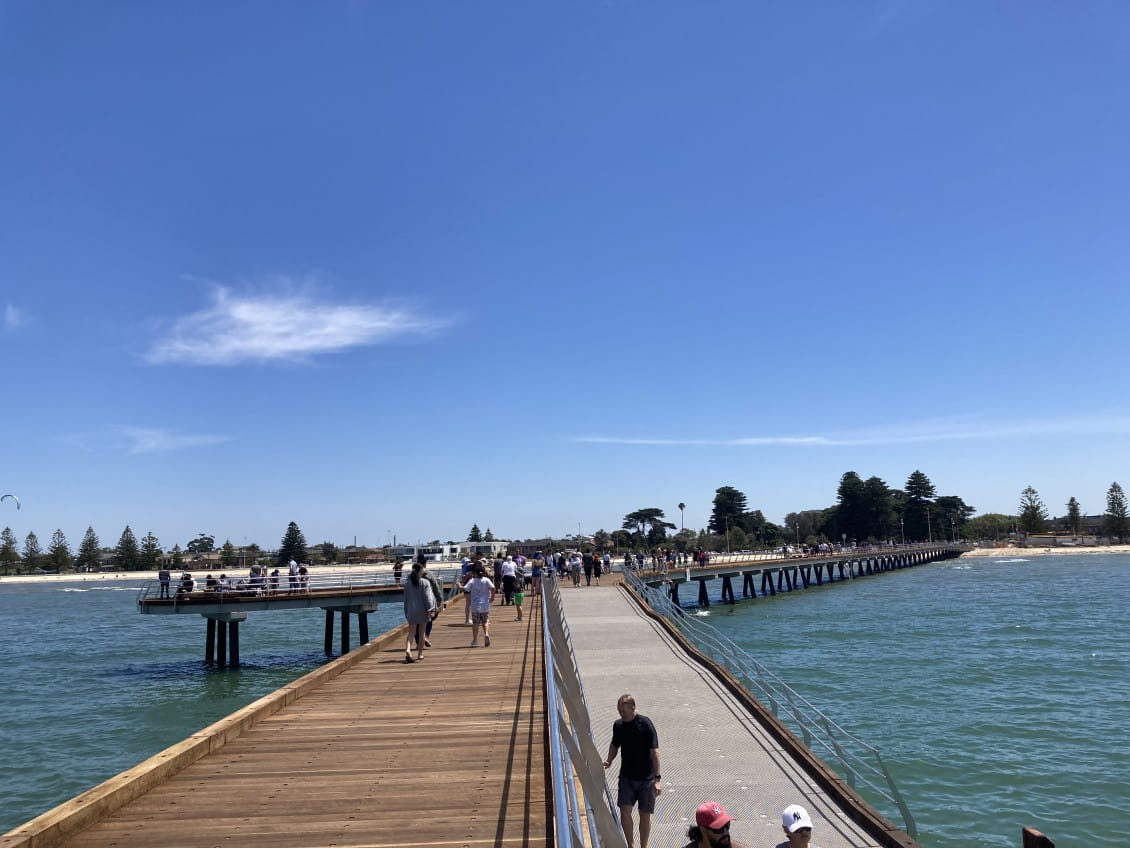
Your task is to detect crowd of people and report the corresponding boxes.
[166,559,310,599]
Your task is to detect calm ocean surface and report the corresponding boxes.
[2,556,1127,847]
[696,553,1129,848]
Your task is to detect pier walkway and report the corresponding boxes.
[3,603,548,848]
[559,583,907,848]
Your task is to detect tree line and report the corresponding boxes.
[0,521,313,576]
[603,473,1130,553]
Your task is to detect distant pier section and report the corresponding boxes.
[637,544,964,607]
[136,568,458,666]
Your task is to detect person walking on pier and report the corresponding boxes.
[464,563,495,647]
[603,693,661,848]
[419,557,444,648]
[775,804,816,848]
[682,801,748,848]
[402,562,436,663]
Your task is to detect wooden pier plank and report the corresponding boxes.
[44,603,548,848]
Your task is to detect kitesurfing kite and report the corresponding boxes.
[1,494,19,510]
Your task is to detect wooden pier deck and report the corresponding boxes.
[3,602,549,848]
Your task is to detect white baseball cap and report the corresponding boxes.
[782,804,814,833]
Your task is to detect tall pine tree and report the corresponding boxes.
[1103,482,1129,541]
[114,526,141,571]
[0,527,20,574]
[48,529,73,571]
[22,531,42,572]
[1018,486,1048,534]
[278,521,308,564]
[140,532,163,571]
[75,526,101,572]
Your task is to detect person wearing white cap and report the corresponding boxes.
[777,803,817,848]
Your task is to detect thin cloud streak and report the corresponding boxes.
[573,416,1130,447]
[145,285,448,366]
[116,426,232,455]
[4,303,24,330]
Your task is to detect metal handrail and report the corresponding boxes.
[623,569,918,838]
[542,574,628,848]
[136,568,462,606]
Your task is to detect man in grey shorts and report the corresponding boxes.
[603,693,661,848]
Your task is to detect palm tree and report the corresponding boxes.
[678,502,686,531]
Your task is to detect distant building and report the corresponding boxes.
[392,543,461,562]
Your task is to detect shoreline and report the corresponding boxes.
[4,544,1130,586]
[0,562,399,586]
[959,543,1130,558]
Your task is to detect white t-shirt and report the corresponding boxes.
[465,576,495,613]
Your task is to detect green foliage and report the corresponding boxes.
[935,495,976,540]
[319,541,338,564]
[220,540,238,568]
[48,530,73,571]
[484,528,495,542]
[902,470,937,541]
[186,533,215,554]
[964,513,1013,541]
[170,544,185,568]
[1103,482,1129,541]
[1018,486,1048,534]
[0,527,20,574]
[278,521,308,564]
[591,529,612,550]
[22,532,42,572]
[75,526,101,572]
[140,532,162,570]
[708,487,748,535]
[1066,497,1082,536]
[610,529,634,549]
[622,508,675,544]
[468,524,483,542]
[113,526,141,571]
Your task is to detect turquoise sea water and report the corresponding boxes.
[695,554,1129,848]
[0,579,404,834]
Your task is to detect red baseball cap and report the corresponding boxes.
[695,801,732,829]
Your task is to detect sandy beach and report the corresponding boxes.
[960,543,1130,558]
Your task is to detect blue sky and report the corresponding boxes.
[2,1,1129,552]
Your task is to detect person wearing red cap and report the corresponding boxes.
[682,801,748,848]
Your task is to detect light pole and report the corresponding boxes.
[926,507,932,543]
[900,518,905,546]
[724,515,730,553]
[950,517,956,543]
[794,523,800,546]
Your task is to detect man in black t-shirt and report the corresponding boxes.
[603,693,661,848]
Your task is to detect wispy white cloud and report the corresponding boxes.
[145,281,448,366]
[572,415,1130,448]
[4,303,24,330]
[116,426,232,455]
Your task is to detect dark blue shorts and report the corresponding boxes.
[617,776,657,813]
